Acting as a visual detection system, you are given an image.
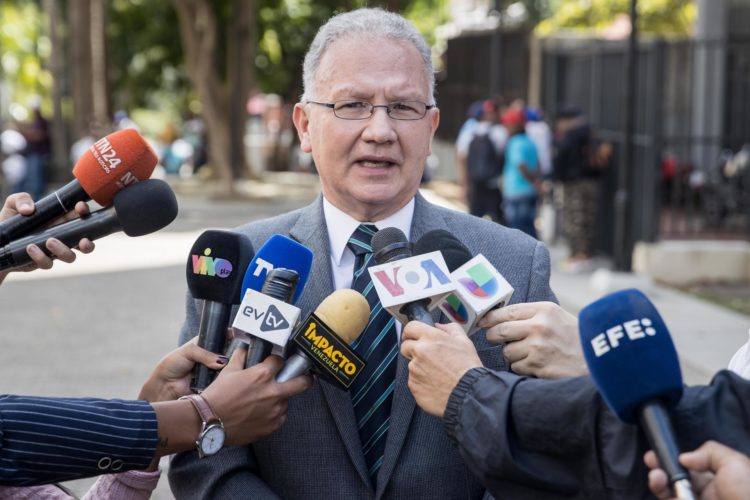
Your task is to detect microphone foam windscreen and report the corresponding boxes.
[372,227,411,264]
[315,289,370,344]
[578,288,684,424]
[112,178,178,236]
[187,230,255,304]
[241,234,313,304]
[413,229,473,272]
[73,129,157,206]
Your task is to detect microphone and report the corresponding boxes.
[368,227,455,326]
[0,129,157,245]
[232,234,314,367]
[234,268,302,368]
[579,289,695,500]
[414,229,514,335]
[0,179,177,271]
[186,230,255,392]
[276,289,369,389]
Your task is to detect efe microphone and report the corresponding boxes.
[0,129,157,245]
[368,227,455,326]
[0,179,177,271]
[276,289,369,389]
[187,230,255,392]
[579,289,695,500]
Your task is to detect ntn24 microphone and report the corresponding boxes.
[232,288,301,357]
[438,254,514,335]
[367,250,456,325]
[578,288,684,424]
[241,234,313,304]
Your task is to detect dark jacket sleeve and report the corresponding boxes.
[0,396,157,486]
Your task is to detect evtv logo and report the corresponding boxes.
[192,248,233,278]
[242,304,290,332]
[371,257,451,297]
[459,263,498,298]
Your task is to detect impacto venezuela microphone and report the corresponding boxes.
[232,234,314,367]
[187,230,255,392]
[0,129,157,245]
[276,289,369,390]
[579,288,696,500]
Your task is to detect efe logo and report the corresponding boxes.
[242,304,290,332]
[590,317,658,357]
[459,263,498,298]
[192,248,233,278]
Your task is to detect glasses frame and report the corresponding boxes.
[306,100,435,121]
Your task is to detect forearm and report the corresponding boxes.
[147,400,202,467]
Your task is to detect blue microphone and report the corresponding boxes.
[237,235,314,367]
[579,289,695,500]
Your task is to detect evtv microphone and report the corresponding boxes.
[415,230,513,334]
[0,179,177,271]
[579,289,695,500]
[235,268,302,368]
[0,129,157,245]
[234,235,313,366]
[369,227,455,326]
[187,230,255,392]
[276,289,369,389]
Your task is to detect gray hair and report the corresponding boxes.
[301,8,435,104]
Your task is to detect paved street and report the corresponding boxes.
[1,179,747,498]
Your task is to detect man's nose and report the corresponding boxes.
[361,106,397,143]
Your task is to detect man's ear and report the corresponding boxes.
[292,103,312,153]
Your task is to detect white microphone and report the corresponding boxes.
[232,287,301,358]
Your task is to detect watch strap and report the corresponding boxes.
[180,393,221,425]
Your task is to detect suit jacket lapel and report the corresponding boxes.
[288,195,372,490]
[376,191,450,497]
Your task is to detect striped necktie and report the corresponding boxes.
[347,224,399,485]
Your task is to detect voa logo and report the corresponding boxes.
[372,257,451,297]
[192,248,233,278]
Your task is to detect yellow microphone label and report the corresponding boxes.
[291,313,365,389]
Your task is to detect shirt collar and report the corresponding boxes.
[323,197,415,266]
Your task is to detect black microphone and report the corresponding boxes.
[371,227,435,325]
[244,268,300,368]
[0,129,157,245]
[0,179,177,271]
[186,230,255,392]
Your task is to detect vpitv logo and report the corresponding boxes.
[459,263,498,298]
[591,317,658,357]
[192,248,233,278]
[91,137,122,174]
[372,257,450,297]
[442,295,469,324]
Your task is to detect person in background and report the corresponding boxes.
[500,107,540,238]
[17,97,50,201]
[455,99,507,223]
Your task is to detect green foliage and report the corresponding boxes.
[537,0,697,36]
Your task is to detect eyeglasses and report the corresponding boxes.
[306,100,435,121]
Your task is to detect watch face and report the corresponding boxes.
[200,424,226,456]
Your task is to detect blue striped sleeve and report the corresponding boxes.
[0,395,158,486]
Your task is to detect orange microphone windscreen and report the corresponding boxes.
[72,128,158,206]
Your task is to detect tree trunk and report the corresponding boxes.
[67,0,94,141]
[90,0,110,131]
[44,0,68,177]
[228,0,255,179]
[172,0,241,195]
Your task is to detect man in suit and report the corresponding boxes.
[169,8,566,499]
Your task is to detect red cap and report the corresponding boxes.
[501,108,526,127]
[72,129,157,206]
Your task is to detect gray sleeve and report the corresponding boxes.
[168,446,278,499]
[526,240,558,304]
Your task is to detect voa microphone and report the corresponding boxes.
[579,288,695,500]
[186,230,255,392]
[368,227,455,326]
[0,129,157,245]
[0,179,177,271]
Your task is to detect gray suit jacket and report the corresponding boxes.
[169,193,557,499]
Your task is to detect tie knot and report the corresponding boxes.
[347,224,378,257]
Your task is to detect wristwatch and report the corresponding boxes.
[179,393,226,458]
